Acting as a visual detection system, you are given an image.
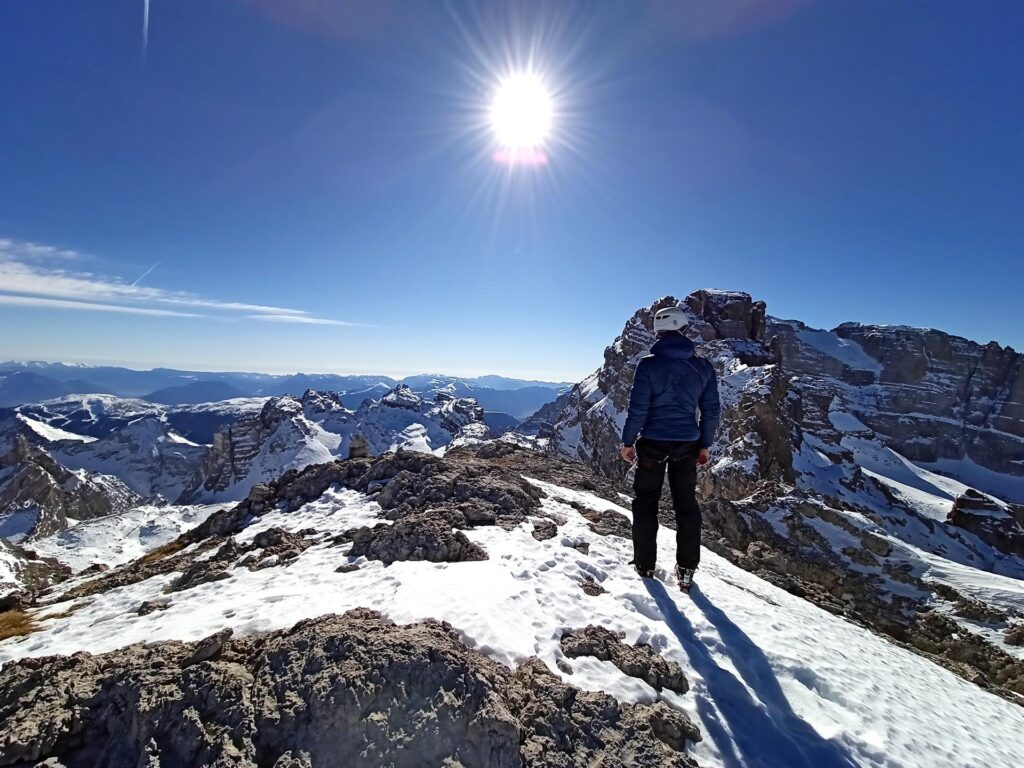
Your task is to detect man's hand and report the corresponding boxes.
[696,448,709,466]
[620,445,636,463]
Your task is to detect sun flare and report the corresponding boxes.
[489,73,553,150]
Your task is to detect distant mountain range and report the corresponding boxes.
[0,362,570,418]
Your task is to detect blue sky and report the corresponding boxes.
[1,1,1021,380]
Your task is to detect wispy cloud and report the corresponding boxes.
[245,314,365,327]
[0,294,206,318]
[0,237,354,326]
[0,238,82,262]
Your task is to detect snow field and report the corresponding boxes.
[30,504,222,572]
[2,482,1023,768]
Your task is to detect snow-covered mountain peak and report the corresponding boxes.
[380,383,425,410]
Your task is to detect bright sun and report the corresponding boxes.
[490,73,553,150]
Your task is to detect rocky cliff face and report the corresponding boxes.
[769,320,1024,479]
[179,387,490,504]
[834,323,1024,475]
[178,392,342,504]
[0,436,137,541]
[948,490,1024,558]
[51,416,207,502]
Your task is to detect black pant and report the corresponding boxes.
[631,437,702,570]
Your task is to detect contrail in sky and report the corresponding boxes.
[131,258,164,287]
[142,0,150,60]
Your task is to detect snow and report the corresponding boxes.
[796,328,883,374]
[842,437,973,522]
[0,547,17,589]
[5,480,1024,768]
[30,504,221,572]
[917,456,1024,505]
[0,508,39,543]
[827,410,871,434]
[16,414,96,443]
[165,431,200,447]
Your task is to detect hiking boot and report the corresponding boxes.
[675,565,695,592]
[633,563,657,579]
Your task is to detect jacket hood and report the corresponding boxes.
[651,333,695,360]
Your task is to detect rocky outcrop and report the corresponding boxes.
[834,324,1024,475]
[0,539,69,598]
[168,528,315,592]
[684,289,766,342]
[948,490,1024,558]
[64,450,543,600]
[560,625,690,695]
[347,512,488,564]
[0,609,700,768]
[0,436,137,540]
[511,658,700,767]
[178,394,339,503]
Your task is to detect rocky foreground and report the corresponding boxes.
[1,609,698,768]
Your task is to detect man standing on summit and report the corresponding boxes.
[620,305,720,591]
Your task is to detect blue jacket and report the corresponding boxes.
[621,334,721,448]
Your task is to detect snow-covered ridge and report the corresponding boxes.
[4,471,1022,768]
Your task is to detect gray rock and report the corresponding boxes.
[947,490,1024,558]
[181,627,233,667]
[348,512,488,565]
[510,657,700,767]
[531,519,557,541]
[0,436,138,540]
[0,609,699,768]
[347,433,369,459]
[136,599,169,616]
[560,625,690,694]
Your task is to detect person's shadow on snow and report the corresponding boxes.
[644,580,858,768]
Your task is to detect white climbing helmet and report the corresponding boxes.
[653,305,688,333]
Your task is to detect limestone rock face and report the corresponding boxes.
[0,436,138,541]
[947,490,1024,558]
[0,609,700,768]
[833,324,1024,474]
[53,416,207,501]
[684,289,767,342]
[178,394,338,503]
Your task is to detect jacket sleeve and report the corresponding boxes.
[621,360,652,446]
[697,362,721,449]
